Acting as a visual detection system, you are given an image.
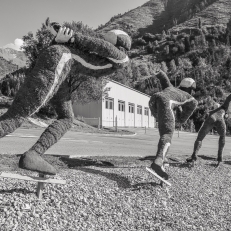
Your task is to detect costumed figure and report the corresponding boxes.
[1,18,131,175]
[147,71,198,180]
[186,94,231,166]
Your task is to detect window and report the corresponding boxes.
[109,101,113,109]
[129,103,134,113]
[144,107,149,116]
[105,98,113,109]
[137,105,142,115]
[118,101,125,112]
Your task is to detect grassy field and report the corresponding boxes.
[1,154,231,231]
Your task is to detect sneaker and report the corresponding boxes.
[150,162,169,180]
[186,155,197,163]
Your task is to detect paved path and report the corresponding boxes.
[1,127,231,160]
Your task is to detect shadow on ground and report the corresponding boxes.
[168,162,191,169]
[74,167,160,189]
[77,167,131,189]
[198,155,216,161]
[60,157,114,168]
[0,188,34,195]
[138,156,155,161]
[60,157,161,189]
[224,161,231,165]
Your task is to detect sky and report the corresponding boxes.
[0,0,148,49]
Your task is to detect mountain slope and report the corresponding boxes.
[97,0,165,36]
[172,0,231,32]
[0,48,27,68]
[0,57,18,79]
[98,0,231,37]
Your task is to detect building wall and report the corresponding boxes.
[102,80,155,128]
[72,80,155,128]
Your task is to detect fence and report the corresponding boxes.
[77,116,157,131]
[77,116,101,129]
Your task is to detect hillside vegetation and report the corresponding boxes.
[97,0,231,36]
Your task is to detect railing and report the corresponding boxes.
[76,116,101,129]
[76,115,157,130]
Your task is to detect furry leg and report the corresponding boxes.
[150,99,175,180]
[187,119,213,163]
[16,45,74,175]
[19,81,74,175]
[216,121,226,163]
[27,81,74,155]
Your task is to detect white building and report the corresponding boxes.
[72,79,155,128]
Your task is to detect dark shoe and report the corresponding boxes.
[186,155,197,163]
[150,162,169,180]
[19,151,56,175]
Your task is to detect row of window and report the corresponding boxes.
[105,98,151,116]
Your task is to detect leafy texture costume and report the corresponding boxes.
[187,94,231,166]
[1,19,131,175]
[148,71,198,179]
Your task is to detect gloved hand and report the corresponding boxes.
[55,27,74,43]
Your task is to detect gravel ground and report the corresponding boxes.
[1,155,231,231]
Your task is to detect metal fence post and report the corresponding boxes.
[98,117,100,130]
[115,116,118,132]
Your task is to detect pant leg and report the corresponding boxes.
[192,118,214,159]
[216,120,226,162]
[27,80,74,155]
[154,98,175,166]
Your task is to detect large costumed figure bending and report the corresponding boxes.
[1,18,131,175]
[147,71,198,181]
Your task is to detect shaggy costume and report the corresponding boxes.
[148,71,198,179]
[187,94,231,165]
[0,19,131,175]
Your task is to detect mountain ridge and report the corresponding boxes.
[97,0,231,38]
[0,47,27,68]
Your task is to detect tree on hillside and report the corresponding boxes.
[185,36,191,52]
[161,61,168,73]
[169,59,177,74]
[22,25,53,69]
[198,18,202,29]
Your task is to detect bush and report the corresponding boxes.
[135,37,146,46]
[143,33,156,42]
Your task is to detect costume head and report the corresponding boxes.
[179,78,196,95]
[103,30,132,51]
[45,18,60,36]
